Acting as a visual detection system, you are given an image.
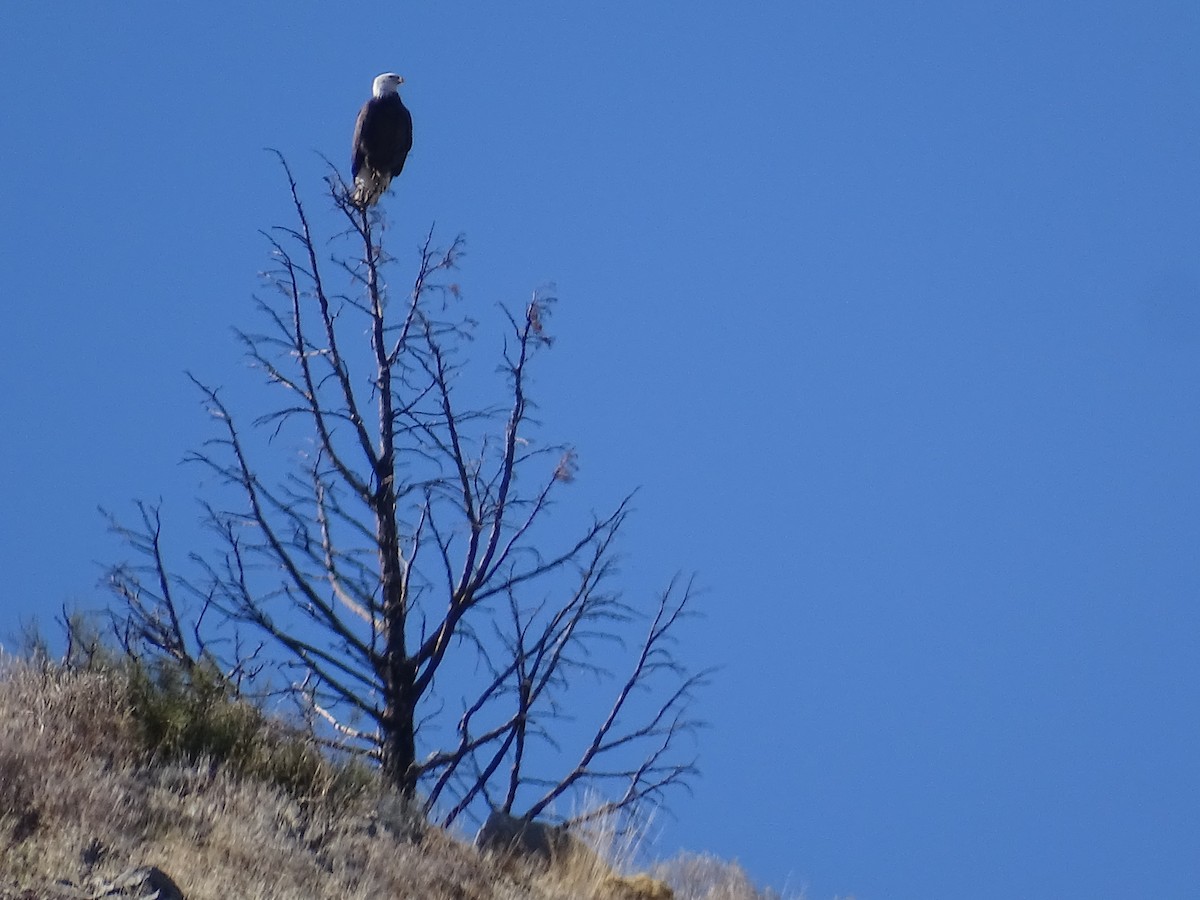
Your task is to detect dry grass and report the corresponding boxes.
[0,659,791,900]
[654,854,796,900]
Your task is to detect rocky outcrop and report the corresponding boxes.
[33,866,185,900]
[475,810,674,899]
[475,809,588,867]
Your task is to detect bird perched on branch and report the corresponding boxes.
[351,72,413,207]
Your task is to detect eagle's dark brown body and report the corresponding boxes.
[351,84,412,207]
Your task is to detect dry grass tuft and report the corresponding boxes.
[653,852,797,900]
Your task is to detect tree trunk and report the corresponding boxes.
[377,439,417,793]
[381,657,418,796]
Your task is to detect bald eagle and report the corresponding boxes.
[351,73,413,208]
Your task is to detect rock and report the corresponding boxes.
[475,809,593,868]
[475,810,673,898]
[86,866,185,900]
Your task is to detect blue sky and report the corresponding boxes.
[2,3,1199,898]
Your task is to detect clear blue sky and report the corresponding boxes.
[2,4,1199,898]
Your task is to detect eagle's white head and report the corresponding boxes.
[372,72,405,97]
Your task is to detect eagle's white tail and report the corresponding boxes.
[352,170,392,207]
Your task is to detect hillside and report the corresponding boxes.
[0,659,783,900]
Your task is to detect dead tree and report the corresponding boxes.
[105,157,704,828]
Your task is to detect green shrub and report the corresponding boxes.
[125,658,373,806]
[127,659,256,767]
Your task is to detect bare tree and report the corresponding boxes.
[105,157,704,829]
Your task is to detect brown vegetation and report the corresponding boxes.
[0,658,787,900]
